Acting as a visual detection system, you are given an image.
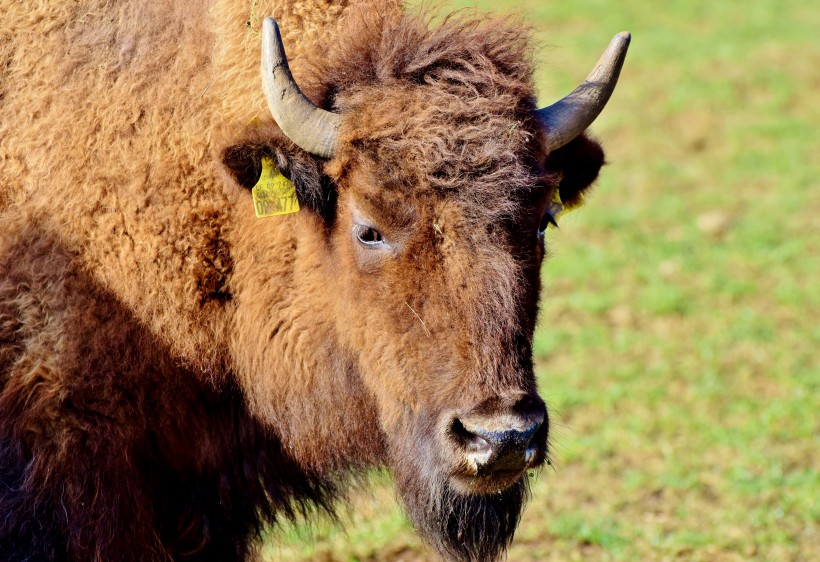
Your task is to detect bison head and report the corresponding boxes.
[224,12,628,562]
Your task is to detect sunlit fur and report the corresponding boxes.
[1,1,605,561]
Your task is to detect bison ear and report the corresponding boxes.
[221,136,337,224]
[544,133,606,210]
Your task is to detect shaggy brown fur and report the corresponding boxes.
[0,1,606,561]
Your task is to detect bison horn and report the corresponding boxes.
[261,17,342,158]
[536,32,631,151]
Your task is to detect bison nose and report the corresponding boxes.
[453,403,546,474]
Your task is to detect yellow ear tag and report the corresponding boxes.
[251,156,300,218]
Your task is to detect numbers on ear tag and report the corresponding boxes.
[251,156,300,218]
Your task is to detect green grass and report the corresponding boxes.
[264,0,819,560]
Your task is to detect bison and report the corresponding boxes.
[0,1,629,560]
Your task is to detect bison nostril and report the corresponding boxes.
[450,419,492,470]
[450,418,488,449]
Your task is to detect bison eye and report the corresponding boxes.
[353,224,385,246]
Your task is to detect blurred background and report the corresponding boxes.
[266,0,818,560]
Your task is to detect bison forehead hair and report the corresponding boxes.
[324,7,546,207]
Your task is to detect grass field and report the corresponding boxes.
[264,0,819,560]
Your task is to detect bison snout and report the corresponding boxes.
[450,396,547,477]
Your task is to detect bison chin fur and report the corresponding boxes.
[390,414,530,562]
